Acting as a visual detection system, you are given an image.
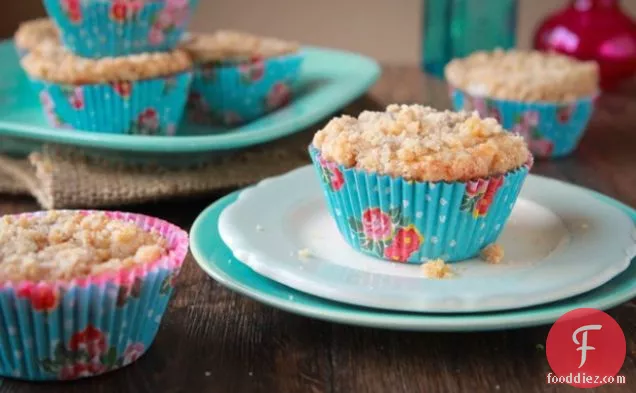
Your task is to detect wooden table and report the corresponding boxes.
[1,68,635,393]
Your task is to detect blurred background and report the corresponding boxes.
[5,0,635,65]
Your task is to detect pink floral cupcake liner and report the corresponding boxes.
[187,52,304,126]
[450,87,597,158]
[29,71,192,135]
[0,211,188,381]
[310,147,532,263]
[42,0,199,58]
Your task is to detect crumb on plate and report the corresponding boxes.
[420,259,454,279]
[297,248,312,259]
[481,243,504,264]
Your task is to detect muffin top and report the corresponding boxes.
[312,104,530,182]
[14,18,59,51]
[444,49,599,102]
[21,42,192,84]
[182,30,300,64]
[0,211,168,281]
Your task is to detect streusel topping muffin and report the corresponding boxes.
[0,211,168,281]
[182,30,300,63]
[444,49,599,102]
[312,104,530,182]
[14,18,59,52]
[21,42,192,84]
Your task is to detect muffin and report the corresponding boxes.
[309,104,532,263]
[182,30,304,126]
[445,49,599,158]
[14,18,59,58]
[42,0,199,58]
[0,210,188,380]
[21,43,193,134]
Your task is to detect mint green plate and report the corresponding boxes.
[190,185,636,332]
[0,41,380,165]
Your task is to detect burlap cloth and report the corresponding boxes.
[0,98,379,209]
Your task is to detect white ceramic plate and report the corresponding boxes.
[218,166,636,313]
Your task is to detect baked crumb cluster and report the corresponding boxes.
[480,243,504,264]
[183,30,299,64]
[312,104,530,181]
[421,259,454,279]
[0,211,168,281]
[21,44,192,84]
[445,49,599,102]
[14,18,58,51]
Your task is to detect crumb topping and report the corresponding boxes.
[14,18,59,51]
[312,104,530,181]
[421,259,454,279]
[21,43,193,84]
[480,243,504,264]
[0,211,168,281]
[182,30,299,64]
[445,49,599,102]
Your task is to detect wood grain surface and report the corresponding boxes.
[0,68,635,393]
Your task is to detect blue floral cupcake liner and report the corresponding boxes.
[309,147,531,263]
[30,71,193,135]
[0,211,189,381]
[187,53,304,126]
[450,87,597,158]
[42,0,198,58]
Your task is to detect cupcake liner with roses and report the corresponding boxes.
[30,71,192,135]
[0,211,188,381]
[42,0,198,58]
[309,147,531,263]
[449,87,596,158]
[187,52,304,126]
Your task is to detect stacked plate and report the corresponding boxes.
[191,166,636,331]
[0,40,380,165]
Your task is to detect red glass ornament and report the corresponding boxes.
[534,0,636,90]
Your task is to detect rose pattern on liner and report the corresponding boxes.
[17,283,61,312]
[468,96,502,123]
[61,0,82,23]
[317,157,344,192]
[39,90,68,127]
[127,108,161,135]
[239,57,266,84]
[59,86,85,110]
[111,81,133,99]
[556,102,576,124]
[38,325,146,379]
[348,207,424,262]
[186,92,211,124]
[148,0,191,45]
[265,82,291,111]
[223,111,243,126]
[110,0,142,24]
[511,111,555,157]
[460,176,504,218]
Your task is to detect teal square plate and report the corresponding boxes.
[190,187,636,332]
[0,41,380,166]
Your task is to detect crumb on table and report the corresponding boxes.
[255,224,264,232]
[481,243,504,264]
[420,259,454,279]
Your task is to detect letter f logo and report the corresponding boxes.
[572,324,602,368]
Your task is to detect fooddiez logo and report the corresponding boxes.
[546,308,627,388]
